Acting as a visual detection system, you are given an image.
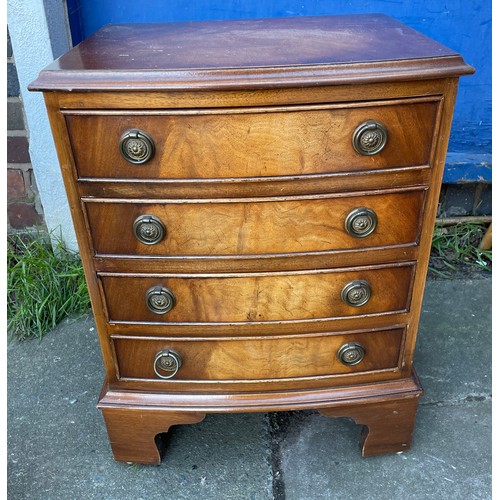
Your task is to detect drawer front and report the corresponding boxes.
[112,328,404,382]
[85,189,425,257]
[100,264,414,324]
[66,98,439,180]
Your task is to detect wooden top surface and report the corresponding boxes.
[30,14,473,91]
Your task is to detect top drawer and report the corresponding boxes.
[65,97,440,180]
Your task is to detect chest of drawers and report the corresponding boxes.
[30,14,473,464]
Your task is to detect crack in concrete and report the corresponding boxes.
[267,411,312,499]
[267,412,288,500]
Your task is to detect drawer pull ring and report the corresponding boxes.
[119,129,155,164]
[153,349,183,379]
[345,207,378,238]
[337,342,366,366]
[146,286,176,314]
[352,120,388,155]
[133,215,166,245]
[341,280,371,307]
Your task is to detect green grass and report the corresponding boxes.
[7,230,90,341]
[429,222,492,278]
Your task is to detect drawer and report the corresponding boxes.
[112,327,405,382]
[84,189,426,257]
[100,264,415,324]
[66,97,439,180]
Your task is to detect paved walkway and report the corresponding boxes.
[8,277,491,499]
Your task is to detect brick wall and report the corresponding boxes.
[7,27,45,232]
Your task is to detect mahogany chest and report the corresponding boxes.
[30,14,473,463]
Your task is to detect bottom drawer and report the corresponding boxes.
[112,327,404,383]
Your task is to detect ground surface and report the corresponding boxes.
[8,277,491,499]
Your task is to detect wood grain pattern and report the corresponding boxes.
[97,370,421,463]
[77,166,432,200]
[51,79,452,110]
[319,395,421,456]
[30,54,471,92]
[66,99,439,179]
[99,264,415,324]
[112,328,404,382]
[106,313,411,339]
[93,246,419,275]
[109,365,405,393]
[98,368,422,411]
[84,189,426,257]
[399,78,460,370]
[101,407,205,464]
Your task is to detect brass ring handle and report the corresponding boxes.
[341,280,371,307]
[352,120,388,155]
[153,349,183,379]
[146,286,176,315]
[345,207,377,238]
[337,342,366,366]
[133,215,166,245]
[119,129,155,164]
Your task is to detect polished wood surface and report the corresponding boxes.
[32,15,472,462]
[93,246,419,276]
[36,16,463,71]
[106,311,411,339]
[78,166,432,201]
[101,407,206,464]
[319,395,420,456]
[113,328,404,381]
[100,264,415,324]
[84,189,425,257]
[51,79,452,110]
[66,99,438,179]
[99,368,423,411]
[29,15,473,91]
[97,372,422,463]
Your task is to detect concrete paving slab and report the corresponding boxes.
[415,278,492,404]
[279,401,491,500]
[7,315,273,500]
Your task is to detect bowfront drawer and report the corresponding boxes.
[84,188,425,257]
[112,327,404,382]
[100,263,414,324]
[66,97,439,180]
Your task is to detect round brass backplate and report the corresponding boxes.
[153,349,183,379]
[341,280,371,307]
[119,129,155,164]
[133,215,166,245]
[352,120,388,155]
[345,207,378,238]
[337,342,366,366]
[145,286,176,314]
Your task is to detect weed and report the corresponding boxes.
[429,222,492,278]
[7,230,90,341]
